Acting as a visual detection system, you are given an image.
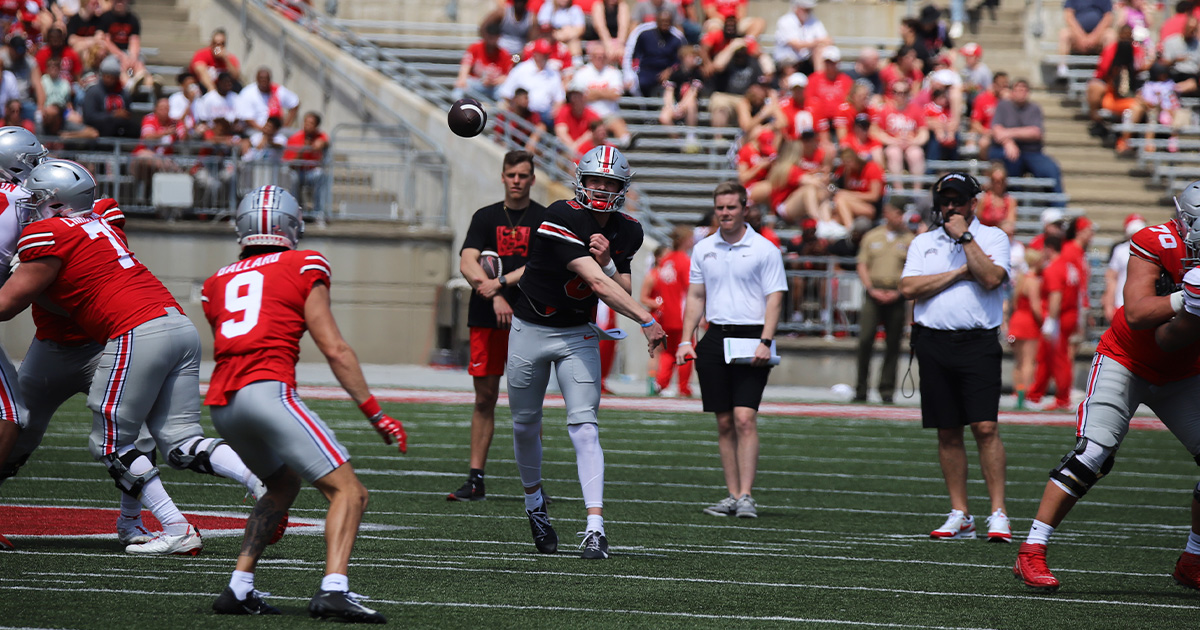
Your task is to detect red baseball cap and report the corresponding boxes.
[531,39,552,56]
[1124,212,1145,227]
[1074,216,1093,231]
[717,0,739,17]
[801,218,818,231]
[960,43,983,57]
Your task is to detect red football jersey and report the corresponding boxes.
[806,71,853,112]
[971,91,998,128]
[31,201,126,346]
[18,212,179,344]
[1096,221,1200,384]
[874,103,925,137]
[778,96,826,139]
[837,159,884,194]
[201,249,332,406]
[1040,255,1081,317]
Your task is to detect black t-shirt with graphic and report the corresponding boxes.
[460,200,547,328]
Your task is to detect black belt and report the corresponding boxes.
[709,324,763,334]
[912,323,998,340]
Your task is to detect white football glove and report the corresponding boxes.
[1170,290,1187,314]
[1041,317,1060,342]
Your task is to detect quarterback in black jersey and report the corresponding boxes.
[507,145,665,560]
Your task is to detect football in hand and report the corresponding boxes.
[448,98,487,138]
[479,250,502,280]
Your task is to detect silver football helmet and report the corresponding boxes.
[1175,180,1200,270]
[0,126,47,184]
[234,185,304,249]
[574,145,632,212]
[23,159,96,223]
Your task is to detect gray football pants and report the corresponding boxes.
[1077,354,1200,457]
[506,316,602,426]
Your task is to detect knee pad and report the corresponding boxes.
[104,450,160,497]
[167,437,223,475]
[0,452,30,484]
[1049,437,1116,498]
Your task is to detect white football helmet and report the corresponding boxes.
[23,159,96,223]
[0,126,47,184]
[1174,180,1200,270]
[574,146,632,212]
[234,185,304,249]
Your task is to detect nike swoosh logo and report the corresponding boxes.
[471,362,483,368]
[583,335,596,340]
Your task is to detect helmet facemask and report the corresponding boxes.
[574,146,632,213]
[1176,194,1200,270]
[575,174,628,212]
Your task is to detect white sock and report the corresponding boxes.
[524,488,544,512]
[181,438,260,493]
[1186,531,1200,555]
[1026,519,1055,546]
[321,573,349,592]
[586,514,604,536]
[512,421,543,491]
[119,492,142,521]
[134,472,189,536]
[568,423,604,510]
[229,570,255,600]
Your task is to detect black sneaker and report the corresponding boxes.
[527,501,558,554]
[579,530,609,559]
[308,589,386,624]
[447,478,485,501]
[213,587,281,615]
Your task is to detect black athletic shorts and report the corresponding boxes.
[695,324,772,413]
[911,324,1002,429]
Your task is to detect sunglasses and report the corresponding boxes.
[937,197,971,208]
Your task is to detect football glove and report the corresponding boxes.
[359,396,407,454]
[1171,290,1186,314]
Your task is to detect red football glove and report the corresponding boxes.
[360,396,407,453]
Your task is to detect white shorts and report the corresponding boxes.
[1078,354,1200,457]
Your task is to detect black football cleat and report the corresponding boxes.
[579,530,609,560]
[447,478,485,501]
[527,501,558,554]
[212,587,281,615]
[308,589,386,624]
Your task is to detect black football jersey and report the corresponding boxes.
[514,199,644,327]
[460,200,547,328]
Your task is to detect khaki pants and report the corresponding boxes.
[855,293,906,400]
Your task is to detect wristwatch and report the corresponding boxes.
[760,338,772,346]
[497,275,508,286]
[957,231,974,245]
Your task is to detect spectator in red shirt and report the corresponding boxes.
[639,226,693,397]
[879,45,923,97]
[752,130,832,227]
[830,81,873,140]
[35,26,81,80]
[492,87,546,153]
[969,70,1008,156]
[976,161,1017,227]
[554,87,601,154]
[807,47,853,116]
[737,126,777,189]
[1087,24,1149,152]
[455,21,514,101]
[131,97,181,190]
[700,0,764,38]
[775,72,826,143]
[842,112,883,163]
[1027,233,1080,411]
[832,146,884,226]
[574,118,614,158]
[191,28,242,93]
[924,87,959,161]
[871,80,927,190]
[284,111,330,225]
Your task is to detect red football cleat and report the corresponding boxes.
[1014,542,1060,592]
[0,532,13,550]
[268,513,289,545]
[1173,552,1200,590]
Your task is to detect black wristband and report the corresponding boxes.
[760,338,772,346]
[498,275,508,286]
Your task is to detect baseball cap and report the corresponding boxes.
[717,0,738,17]
[821,47,842,62]
[757,128,775,147]
[792,0,816,8]
[99,55,122,76]
[1073,216,1094,232]
[1124,213,1146,237]
[785,72,808,89]
[1040,208,1064,226]
[801,217,818,230]
[531,39,552,56]
[960,42,983,57]
[932,172,981,200]
[853,112,871,128]
[930,68,961,86]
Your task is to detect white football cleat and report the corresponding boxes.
[117,518,156,545]
[126,524,202,556]
[986,509,1012,543]
[930,509,976,539]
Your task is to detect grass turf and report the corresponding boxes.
[2,398,1198,629]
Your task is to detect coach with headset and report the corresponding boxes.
[899,172,1013,543]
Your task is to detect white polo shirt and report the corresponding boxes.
[902,219,1011,330]
[497,59,565,116]
[690,225,788,325]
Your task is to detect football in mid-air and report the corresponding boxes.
[448,98,487,138]
[479,250,502,279]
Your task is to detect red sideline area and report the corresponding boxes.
[202,384,1168,433]
[0,505,316,538]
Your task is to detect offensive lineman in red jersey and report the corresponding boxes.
[204,186,405,622]
[0,159,266,557]
[1014,181,1200,592]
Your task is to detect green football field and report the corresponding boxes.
[2,396,1198,629]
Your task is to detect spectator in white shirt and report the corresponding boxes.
[498,39,566,124]
[195,72,246,133]
[538,0,587,58]
[773,0,832,75]
[571,41,631,146]
[238,67,300,131]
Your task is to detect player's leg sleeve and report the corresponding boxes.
[568,422,604,509]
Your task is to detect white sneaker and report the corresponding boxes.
[702,495,737,517]
[126,524,203,555]
[949,21,963,39]
[930,510,976,539]
[659,387,678,398]
[734,494,758,518]
[116,517,156,545]
[986,509,1012,543]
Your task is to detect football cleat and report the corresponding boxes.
[930,510,976,539]
[308,589,386,624]
[1173,551,1200,590]
[0,532,13,550]
[117,518,156,546]
[702,495,737,517]
[125,524,203,556]
[578,530,609,560]
[213,587,281,615]
[735,495,758,519]
[447,478,486,501]
[1013,542,1061,592]
[986,509,1012,543]
[527,501,558,554]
